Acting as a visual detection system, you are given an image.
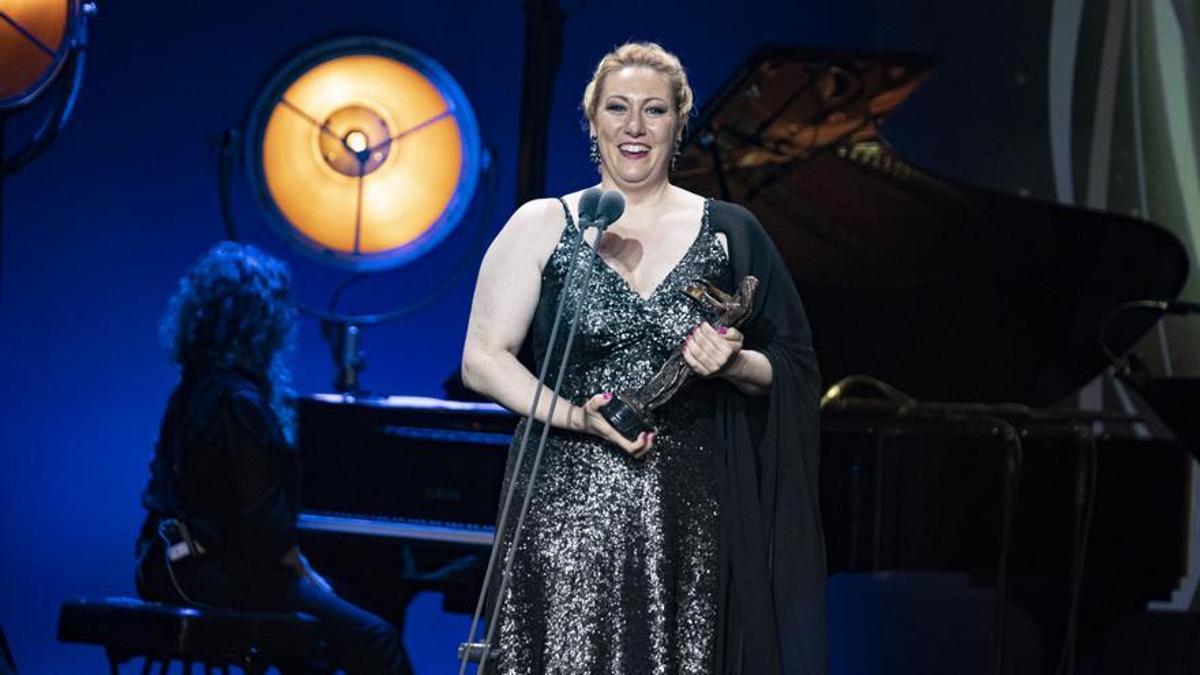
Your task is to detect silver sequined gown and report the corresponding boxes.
[492,199,730,674]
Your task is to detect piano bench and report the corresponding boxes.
[57,597,324,674]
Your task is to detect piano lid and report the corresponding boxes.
[674,46,1189,405]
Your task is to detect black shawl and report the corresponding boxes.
[709,200,828,674]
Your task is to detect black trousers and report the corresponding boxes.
[136,542,407,675]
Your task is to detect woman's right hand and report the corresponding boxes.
[579,392,656,458]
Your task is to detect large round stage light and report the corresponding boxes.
[244,37,482,271]
[0,0,75,110]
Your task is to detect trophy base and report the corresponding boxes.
[600,395,652,442]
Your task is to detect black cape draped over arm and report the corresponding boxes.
[709,200,828,674]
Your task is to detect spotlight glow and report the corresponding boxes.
[247,38,482,270]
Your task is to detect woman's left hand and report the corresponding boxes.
[682,322,743,377]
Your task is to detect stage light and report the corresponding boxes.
[0,0,95,316]
[0,0,72,110]
[0,1,94,176]
[242,37,483,271]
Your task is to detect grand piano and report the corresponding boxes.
[297,47,1193,674]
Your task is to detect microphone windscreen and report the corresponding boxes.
[578,188,602,221]
[596,190,625,227]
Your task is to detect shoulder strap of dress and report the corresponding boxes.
[556,197,576,230]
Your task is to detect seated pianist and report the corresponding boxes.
[133,241,406,675]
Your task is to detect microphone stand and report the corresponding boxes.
[458,196,613,674]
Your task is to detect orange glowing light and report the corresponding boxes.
[0,0,71,107]
[258,53,466,260]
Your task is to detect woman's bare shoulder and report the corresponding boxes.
[487,198,570,272]
[507,197,567,227]
[496,198,569,241]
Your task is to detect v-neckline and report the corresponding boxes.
[565,198,711,304]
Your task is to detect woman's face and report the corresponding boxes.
[592,66,678,189]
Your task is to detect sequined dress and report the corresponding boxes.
[492,199,731,675]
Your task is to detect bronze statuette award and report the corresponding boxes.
[600,276,758,442]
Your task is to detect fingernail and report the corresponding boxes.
[718,326,728,335]
[603,392,613,400]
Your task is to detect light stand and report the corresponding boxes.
[322,319,364,394]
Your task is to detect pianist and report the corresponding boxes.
[134,242,404,674]
[462,42,826,674]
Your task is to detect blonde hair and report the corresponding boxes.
[581,42,694,138]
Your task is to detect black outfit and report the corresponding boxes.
[136,369,404,675]
[709,200,827,674]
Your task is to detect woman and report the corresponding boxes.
[462,42,826,673]
[135,242,404,674]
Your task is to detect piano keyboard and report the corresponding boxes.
[298,512,495,547]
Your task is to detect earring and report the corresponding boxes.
[589,135,600,165]
[671,137,682,172]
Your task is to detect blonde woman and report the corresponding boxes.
[463,43,826,674]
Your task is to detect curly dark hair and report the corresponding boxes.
[160,241,297,430]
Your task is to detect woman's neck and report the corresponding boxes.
[598,173,673,212]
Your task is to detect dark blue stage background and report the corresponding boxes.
[0,1,1088,672]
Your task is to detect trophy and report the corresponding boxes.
[600,275,758,441]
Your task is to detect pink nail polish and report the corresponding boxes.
[718,326,728,335]
[603,392,613,400]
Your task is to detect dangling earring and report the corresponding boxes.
[671,137,682,172]
[589,135,600,165]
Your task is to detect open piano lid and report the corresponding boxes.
[674,46,1188,405]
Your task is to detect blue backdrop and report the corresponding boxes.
[0,0,1070,672]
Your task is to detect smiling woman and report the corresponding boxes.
[461,42,826,674]
[582,42,694,188]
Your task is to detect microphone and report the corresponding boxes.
[456,187,623,672]
[594,190,625,231]
[577,187,602,225]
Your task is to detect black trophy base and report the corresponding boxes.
[600,395,651,442]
